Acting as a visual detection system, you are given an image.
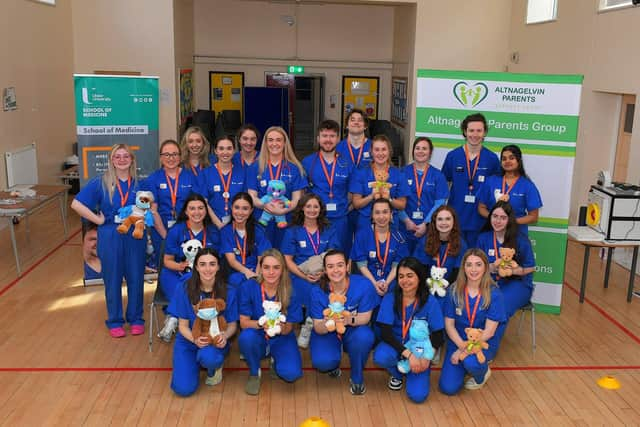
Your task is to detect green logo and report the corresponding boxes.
[453,81,488,107]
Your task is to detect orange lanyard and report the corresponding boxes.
[492,232,500,260]
[241,152,257,167]
[164,169,180,217]
[402,300,418,341]
[116,177,132,208]
[501,175,520,197]
[190,165,200,177]
[216,164,233,213]
[412,164,429,208]
[375,230,391,271]
[329,277,350,295]
[436,242,450,268]
[463,145,481,191]
[318,153,338,198]
[305,227,320,255]
[233,223,247,264]
[465,288,481,328]
[187,221,206,247]
[268,160,284,181]
[347,137,364,167]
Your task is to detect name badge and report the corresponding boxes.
[299,241,307,248]
[455,166,464,172]
[260,180,267,187]
[221,215,231,225]
[114,215,122,224]
[167,220,176,228]
[411,211,424,220]
[478,175,485,183]
[233,248,241,255]
[455,307,462,316]
[363,152,370,158]
[326,203,337,211]
[407,179,413,185]
[213,185,221,192]
[369,251,377,258]
[488,249,495,257]
[464,194,476,203]
[159,183,167,190]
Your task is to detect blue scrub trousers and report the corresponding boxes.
[329,215,350,255]
[309,325,374,385]
[438,338,499,395]
[373,341,432,403]
[499,279,533,319]
[462,230,479,248]
[171,335,229,397]
[291,276,314,312]
[97,224,146,329]
[238,329,302,382]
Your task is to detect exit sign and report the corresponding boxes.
[287,65,305,74]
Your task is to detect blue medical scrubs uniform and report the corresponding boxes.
[219,223,272,289]
[75,176,146,329]
[231,151,259,173]
[169,286,239,397]
[442,146,500,246]
[238,279,303,382]
[373,292,444,403]
[198,164,246,228]
[309,274,377,385]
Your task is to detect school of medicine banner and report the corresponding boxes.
[416,69,584,314]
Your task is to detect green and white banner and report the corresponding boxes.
[74,74,159,186]
[416,69,584,314]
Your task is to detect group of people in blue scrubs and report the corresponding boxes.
[71,110,542,401]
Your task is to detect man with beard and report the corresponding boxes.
[82,221,102,282]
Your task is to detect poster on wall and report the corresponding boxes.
[341,76,379,134]
[74,74,160,285]
[415,69,583,314]
[179,68,193,124]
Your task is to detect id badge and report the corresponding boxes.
[233,248,241,255]
[159,183,167,189]
[488,249,495,257]
[377,269,384,278]
[411,211,424,220]
[221,215,231,225]
[464,194,476,203]
[326,203,337,212]
[299,241,307,248]
[213,185,221,192]
[167,220,176,228]
[369,251,377,259]
[455,307,462,316]
[114,215,122,224]
[363,151,370,158]
[260,180,267,187]
[478,175,485,183]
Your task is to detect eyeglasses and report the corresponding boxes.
[160,152,180,158]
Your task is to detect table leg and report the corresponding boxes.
[580,245,590,303]
[627,246,638,303]
[60,192,68,239]
[604,247,613,288]
[9,219,21,276]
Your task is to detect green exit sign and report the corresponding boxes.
[287,65,305,74]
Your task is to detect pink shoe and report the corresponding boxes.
[130,325,145,336]
[109,327,126,338]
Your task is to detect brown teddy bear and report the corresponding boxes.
[192,298,227,346]
[497,247,519,277]
[322,292,350,334]
[458,327,489,364]
[116,190,155,239]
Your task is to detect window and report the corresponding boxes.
[526,0,558,24]
[599,0,633,11]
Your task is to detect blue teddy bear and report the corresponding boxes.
[397,319,435,374]
[259,179,290,228]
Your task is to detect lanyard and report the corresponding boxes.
[463,145,481,191]
[187,221,207,247]
[465,288,481,328]
[375,230,391,272]
[402,301,418,341]
[233,224,247,264]
[329,277,350,296]
[116,177,132,208]
[436,242,450,268]
[216,164,233,213]
[305,227,320,255]
[190,164,200,177]
[492,232,500,260]
[412,164,429,208]
[501,175,520,198]
[318,153,338,198]
[347,137,364,167]
[164,169,180,217]
[241,152,257,167]
[268,160,284,181]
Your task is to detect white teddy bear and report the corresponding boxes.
[258,300,287,337]
[427,266,449,297]
[181,239,203,271]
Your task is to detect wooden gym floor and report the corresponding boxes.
[0,205,638,426]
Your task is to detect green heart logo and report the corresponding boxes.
[453,81,489,107]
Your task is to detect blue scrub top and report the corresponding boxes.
[219,223,272,271]
[442,146,500,232]
[350,228,409,282]
[302,153,353,219]
[198,165,246,222]
[165,222,219,262]
[401,164,449,223]
[170,284,239,329]
[309,274,377,320]
[142,168,199,224]
[336,138,372,169]
[280,225,341,264]
[184,164,206,179]
[84,263,102,280]
[476,231,535,289]
[412,237,467,283]
[75,176,142,224]
[240,279,303,324]
[245,160,308,219]
[376,292,445,343]
[231,151,260,170]
[348,166,410,222]
[477,175,543,234]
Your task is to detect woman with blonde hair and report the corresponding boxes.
[180,126,211,177]
[71,144,147,338]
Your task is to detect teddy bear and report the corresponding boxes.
[322,292,350,334]
[496,247,519,277]
[397,319,435,374]
[258,300,287,337]
[458,327,489,364]
[181,238,203,272]
[116,190,155,239]
[191,298,227,346]
[258,179,291,228]
[426,266,449,297]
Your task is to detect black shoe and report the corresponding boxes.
[350,381,366,395]
[328,367,342,378]
[387,376,403,391]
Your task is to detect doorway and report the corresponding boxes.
[613,94,635,183]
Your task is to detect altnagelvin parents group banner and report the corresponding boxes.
[416,69,583,314]
[74,74,160,285]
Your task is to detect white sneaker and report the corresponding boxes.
[297,317,313,349]
[464,367,492,390]
[431,347,441,365]
[205,368,223,386]
[157,315,178,342]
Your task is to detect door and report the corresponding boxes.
[294,76,324,156]
[244,87,289,147]
[266,73,295,143]
[613,94,635,182]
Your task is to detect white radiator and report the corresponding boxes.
[5,143,37,189]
